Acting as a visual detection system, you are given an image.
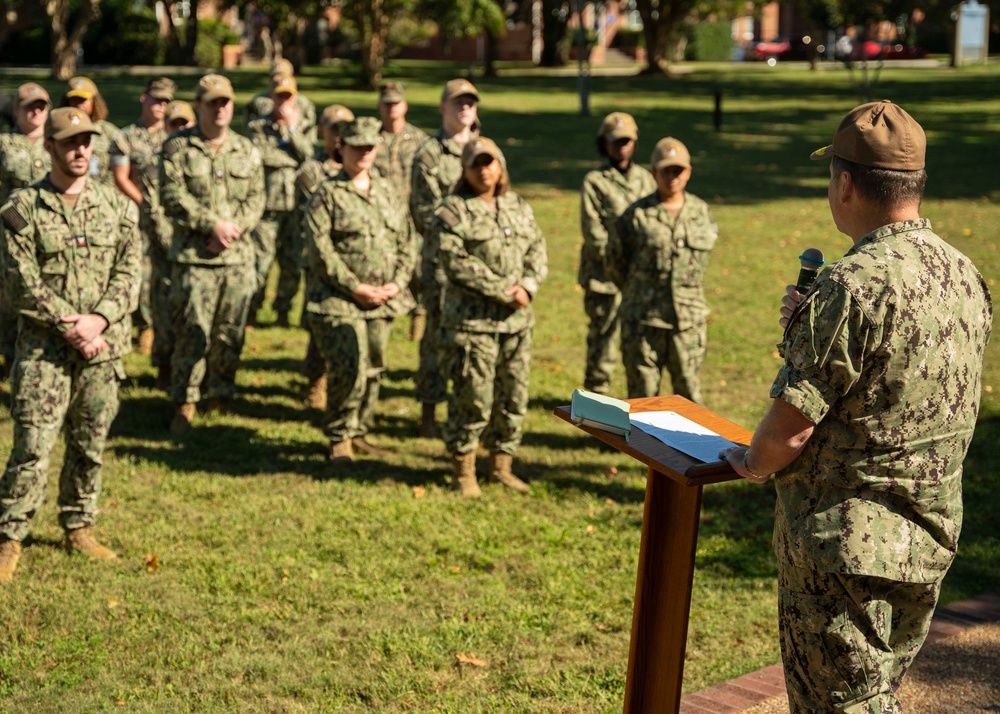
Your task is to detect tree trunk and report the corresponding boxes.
[47,0,99,80]
[484,27,499,77]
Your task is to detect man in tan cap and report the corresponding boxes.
[110,77,177,358]
[244,59,317,145]
[409,78,481,437]
[60,76,118,187]
[718,101,992,712]
[578,111,655,396]
[0,107,141,582]
[246,73,314,328]
[159,74,265,432]
[607,136,717,404]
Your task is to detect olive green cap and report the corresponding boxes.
[379,82,405,103]
[321,104,355,128]
[810,100,925,171]
[195,74,235,102]
[166,100,195,125]
[16,82,50,107]
[441,78,479,103]
[599,112,638,141]
[66,76,98,100]
[44,107,98,140]
[146,77,177,101]
[651,137,691,170]
[461,136,505,169]
[340,116,382,146]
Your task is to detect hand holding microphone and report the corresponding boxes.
[780,248,825,329]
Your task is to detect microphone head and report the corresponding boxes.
[799,248,825,270]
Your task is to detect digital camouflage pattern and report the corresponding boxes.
[244,91,317,146]
[88,119,120,187]
[375,122,428,204]
[246,116,314,213]
[609,190,717,402]
[771,219,993,584]
[435,190,547,457]
[0,178,139,541]
[579,161,656,394]
[139,165,174,368]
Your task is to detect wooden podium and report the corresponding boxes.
[554,395,753,714]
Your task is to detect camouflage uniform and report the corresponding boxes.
[245,92,317,146]
[246,115,313,317]
[435,191,548,456]
[159,126,265,405]
[579,161,655,394]
[110,120,169,329]
[0,178,140,540]
[140,160,175,370]
[303,171,414,444]
[771,219,992,712]
[608,191,717,403]
[0,130,50,366]
[88,119,120,187]
[409,130,465,406]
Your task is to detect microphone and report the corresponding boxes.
[795,248,825,295]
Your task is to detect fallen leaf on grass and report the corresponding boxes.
[412,485,426,498]
[605,498,615,505]
[594,623,608,631]
[456,653,488,668]
[248,344,260,353]
[144,554,159,572]
[107,600,119,608]
[281,569,289,583]
[585,524,597,534]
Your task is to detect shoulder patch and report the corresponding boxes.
[436,205,461,229]
[1,202,29,235]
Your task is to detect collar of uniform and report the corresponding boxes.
[191,126,238,154]
[332,169,379,200]
[435,128,464,157]
[37,177,101,214]
[858,218,932,247]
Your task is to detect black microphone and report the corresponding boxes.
[795,248,825,295]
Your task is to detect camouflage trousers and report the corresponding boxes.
[249,210,297,316]
[306,313,392,443]
[0,297,16,365]
[778,561,941,713]
[149,245,174,369]
[134,229,154,329]
[273,212,304,315]
[621,317,705,404]
[415,281,447,405]
[0,355,122,540]
[169,261,255,404]
[442,328,532,457]
[583,289,622,395]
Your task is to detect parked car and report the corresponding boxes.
[749,36,822,64]
[837,38,928,61]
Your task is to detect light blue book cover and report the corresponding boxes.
[570,389,631,442]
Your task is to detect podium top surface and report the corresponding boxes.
[554,395,753,487]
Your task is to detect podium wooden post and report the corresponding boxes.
[554,395,753,714]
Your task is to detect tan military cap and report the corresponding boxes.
[321,104,355,128]
[340,116,382,147]
[810,100,925,171]
[166,100,195,125]
[16,82,50,107]
[271,73,297,96]
[195,74,235,102]
[146,77,177,101]
[651,137,691,170]
[380,82,405,103]
[461,136,505,169]
[66,76,98,100]
[441,78,479,103]
[271,58,295,77]
[45,107,98,140]
[599,112,638,141]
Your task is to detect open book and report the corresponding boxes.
[570,389,631,442]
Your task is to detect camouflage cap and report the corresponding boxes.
[45,107,99,140]
[66,76,98,100]
[379,82,405,103]
[271,73,297,96]
[810,100,925,171]
[195,74,235,102]
[166,100,195,125]
[270,58,295,77]
[321,104,355,128]
[16,82,50,107]
[599,112,638,141]
[146,77,177,101]
[650,137,691,170]
[461,136,505,169]
[441,78,479,103]
[340,116,383,146]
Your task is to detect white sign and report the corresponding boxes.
[955,0,990,66]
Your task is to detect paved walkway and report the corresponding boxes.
[680,592,1000,713]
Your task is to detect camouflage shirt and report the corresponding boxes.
[0,176,141,363]
[295,152,341,208]
[0,130,50,207]
[436,191,548,335]
[246,116,314,212]
[109,120,169,192]
[374,122,429,204]
[579,161,656,293]
[244,91,318,146]
[771,219,993,583]
[608,191,718,331]
[160,126,265,266]
[303,171,415,319]
[409,129,465,238]
[89,119,120,187]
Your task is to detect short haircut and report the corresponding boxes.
[831,155,926,208]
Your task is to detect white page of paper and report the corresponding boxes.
[629,411,738,463]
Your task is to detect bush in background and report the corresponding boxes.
[688,20,732,61]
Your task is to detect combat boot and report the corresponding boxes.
[0,536,21,583]
[419,402,440,439]
[137,328,154,356]
[205,397,232,415]
[409,313,426,342]
[489,452,531,494]
[328,440,354,464]
[306,375,327,410]
[155,364,171,392]
[276,310,290,328]
[452,452,481,499]
[64,527,118,560]
[170,402,196,434]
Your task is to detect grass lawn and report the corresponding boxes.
[0,60,998,712]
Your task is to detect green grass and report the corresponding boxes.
[1,61,998,712]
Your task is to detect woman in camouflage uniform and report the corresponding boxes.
[435,138,547,498]
[58,77,118,187]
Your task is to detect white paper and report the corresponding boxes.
[629,411,738,463]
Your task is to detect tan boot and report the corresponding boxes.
[170,402,196,434]
[0,536,22,583]
[328,440,354,464]
[409,313,426,342]
[452,452,481,499]
[306,375,327,410]
[155,364,171,392]
[64,527,118,560]
[489,452,531,494]
[419,402,440,439]
[205,397,232,415]
[137,328,154,356]
[352,436,390,458]
[276,310,290,328]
